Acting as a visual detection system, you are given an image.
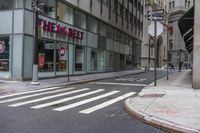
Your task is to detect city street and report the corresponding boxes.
[0,71,171,133]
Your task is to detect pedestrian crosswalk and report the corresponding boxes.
[0,86,136,114]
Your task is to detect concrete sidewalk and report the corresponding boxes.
[125,70,200,133]
[0,69,143,96]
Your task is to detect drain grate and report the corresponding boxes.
[140,93,165,98]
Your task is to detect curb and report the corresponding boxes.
[124,99,200,133]
[0,71,145,96]
[28,70,145,88]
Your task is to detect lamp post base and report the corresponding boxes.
[31,64,40,85]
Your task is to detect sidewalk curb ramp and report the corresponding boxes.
[124,99,200,133]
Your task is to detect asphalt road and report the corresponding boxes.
[0,70,172,133]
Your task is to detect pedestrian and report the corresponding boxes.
[179,61,183,72]
[168,63,175,71]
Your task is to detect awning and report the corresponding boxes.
[178,6,194,53]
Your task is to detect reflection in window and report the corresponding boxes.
[38,40,55,72]
[0,36,10,71]
[75,45,85,71]
[30,0,56,18]
[0,0,12,10]
[57,2,73,24]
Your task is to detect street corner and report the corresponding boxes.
[124,98,200,133]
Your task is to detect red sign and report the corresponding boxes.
[59,47,66,56]
[37,19,84,41]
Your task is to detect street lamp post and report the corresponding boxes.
[166,26,169,80]
[31,0,40,85]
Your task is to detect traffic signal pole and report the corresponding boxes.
[154,20,157,86]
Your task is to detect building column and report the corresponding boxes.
[193,0,200,89]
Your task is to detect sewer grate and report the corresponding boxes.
[140,94,165,98]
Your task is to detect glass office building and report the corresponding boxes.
[0,0,143,80]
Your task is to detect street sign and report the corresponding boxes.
[148,16,164,21]
[147,9,164,16]
[147,9,164,21]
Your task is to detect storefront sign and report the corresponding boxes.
[37,19,84,41]
[0,41,5,53]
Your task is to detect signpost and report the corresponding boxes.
[147,9,164,86]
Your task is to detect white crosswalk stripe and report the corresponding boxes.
[53,90,120,111]
[1,86,137,115]
[0,87,60,99]
[0,87,75,104]
[8,88,90,107]
[31,89,105,109]
[79,92,136,114]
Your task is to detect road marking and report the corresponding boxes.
[93,82,147,86]
[8,88,90,107]
[79,92,136,114]
[0,87,60,99]
[0,87,75,104]
[31,89,105,109]
[53,90,120,111]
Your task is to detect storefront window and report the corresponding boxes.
[98,22,107,36]
[13,0,24,9]
[74,10,86,29]
[57,2,73,25]
[90,48,97,71]
[97,50,105,71]
[44,0,56,18]
[75,45,85,71]
[0,0,12,10]
[0,35,11,72]
[87,17,97,33]
[105,51,113,71]
[27,0,56,18]
[38,40,55,72]
[56,43,68,72]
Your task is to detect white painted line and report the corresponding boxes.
[53,90,120,111]
[0,87,60,99]
[31,89,105,109]
[79,92,136,114]
[93,82,147,86]
[0,87,75,104]
[8,88,90,107]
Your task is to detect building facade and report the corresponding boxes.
[168,0,193,67]
[141,0,168,68]
[0,0,144,80]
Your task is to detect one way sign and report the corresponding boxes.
[147,9,164,21]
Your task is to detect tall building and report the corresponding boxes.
[141,0,169,68]
[168,0,193,66]
[0,0,144,80]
